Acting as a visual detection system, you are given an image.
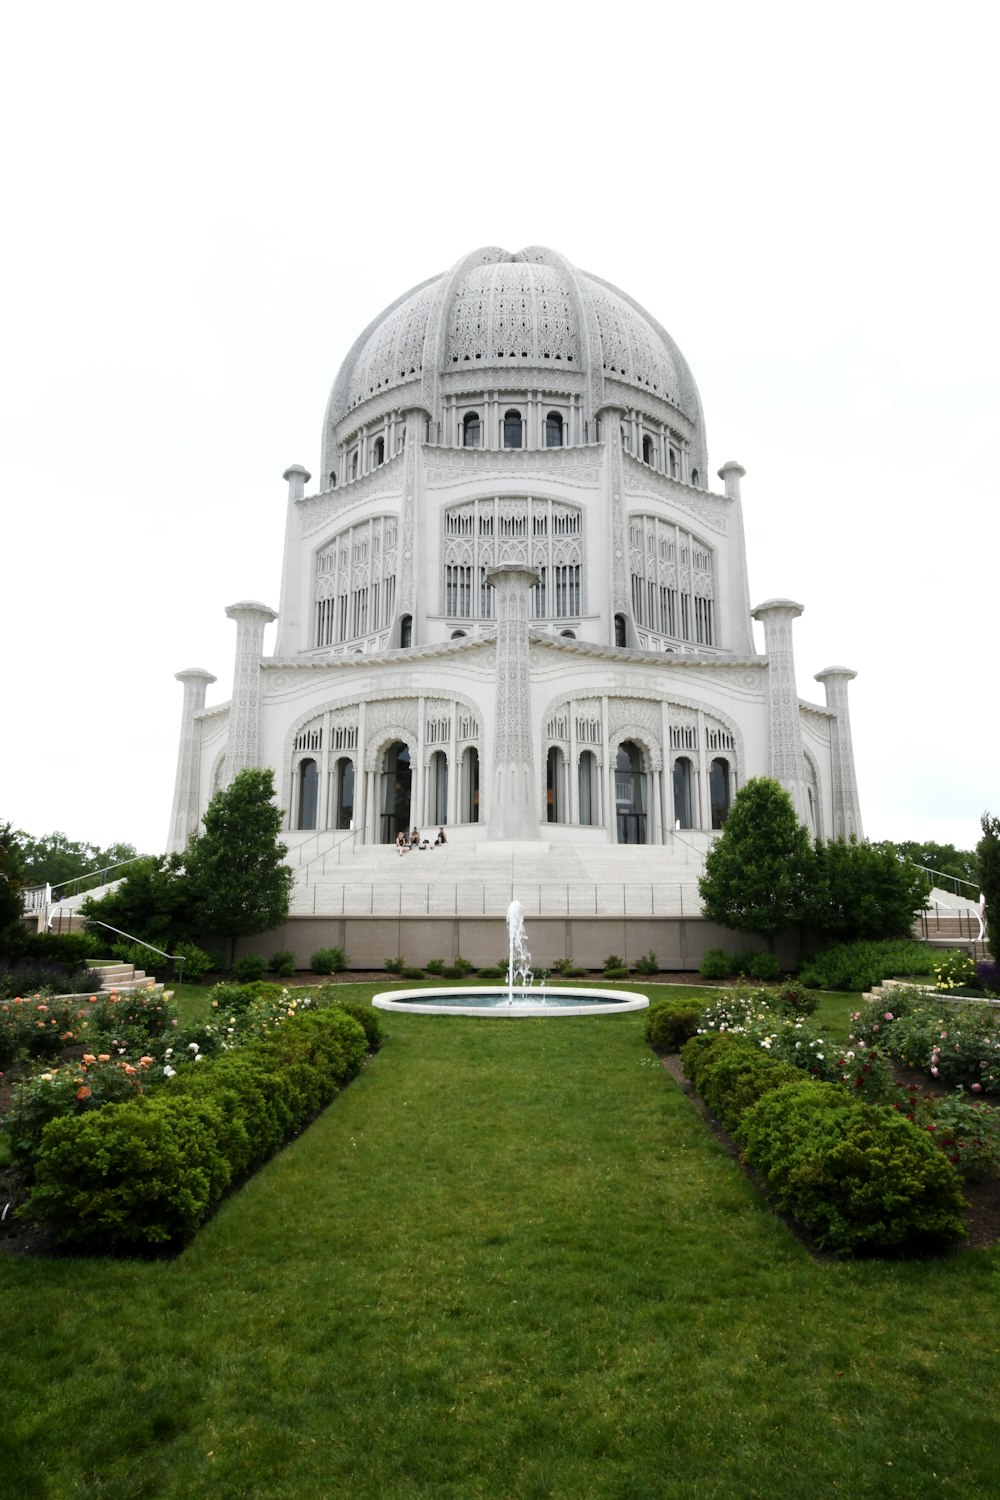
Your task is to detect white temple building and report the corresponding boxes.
[167,245,862,930]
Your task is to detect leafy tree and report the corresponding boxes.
[81,854,196,954]
[698,778,815,948]
[810,837,930,942]
[977,813,1000,960]
[0,820,27,950]
[185,769,294,964]
[17,830,141,892]
[891,840,978,894]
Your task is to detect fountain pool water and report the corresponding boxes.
[371,900,649,1017]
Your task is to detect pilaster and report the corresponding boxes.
[274,464,310,656]
[751,598,808,819]
[486,563,541,840]
[224,600,277,783]
[815,667,864,839]
[167,668,216,852]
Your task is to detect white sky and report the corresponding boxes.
[3,0,997,859]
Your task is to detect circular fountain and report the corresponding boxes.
[371,901,650,1017]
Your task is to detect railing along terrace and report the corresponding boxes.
[289,881,700,918]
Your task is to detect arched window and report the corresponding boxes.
[673,757,693,829]
[546,746,565,823]
[297,758,319,831]
[503,409,523,449]
[615,742,646,844]
[335,757,355,830]
[560,629,576,640]
[380,743,411,843]
[329,470,337,488]
[642,435,654,465]
[690,467,699,487]
[372,437,384,467]
[578,750,596,825]
[430,749,448,826]
[460,746,480,823]
[614,614,628,648]
[709,758,731,829]
[399,614,412,648]
[669,446,679,478]
[545,411,563,448]
[451,629,467,640]
[350,451,358,480]
[462,412,481,448]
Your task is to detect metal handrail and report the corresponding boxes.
[51,915,186,984]
[911,862,980,899]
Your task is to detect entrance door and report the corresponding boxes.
[380,742,411,843]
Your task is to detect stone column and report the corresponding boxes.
[815,667,864,839]
[167,668,216,852]
[486,563,540,841]
[751,598,808,819]
[274,464,310,657]
[224,600,277,784]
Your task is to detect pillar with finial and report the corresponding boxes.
[167,668,216,851]
[486,563,541,841]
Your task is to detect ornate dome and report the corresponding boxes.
[322,247,705,455]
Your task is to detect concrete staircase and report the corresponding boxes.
[912,889,988,958]
[285,830,710,919]
[87,962,166,997]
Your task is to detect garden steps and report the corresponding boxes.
[84,962,165,997]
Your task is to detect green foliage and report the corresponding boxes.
[310,946,348,975]
[644,1000,702,1052]
[799,938,938,992]
[5,1053,156,1175]
[603,954,624,971]
[892,839,979,893]
[699,778,815,943]
[171,940,217,982]
[977,812,1000,961]
[424,959,446,975]
[401,966,425,980]
[679,1030,744,1090]
[475,966,504,979]
[234,954,268,982]
[744,951,782,981]
[86,986,178,1051]
[633,951,659,976]
[933,952,978,992]
[698,948,737,980]
[602,967,630,980]
[810,837,930,942]
[310,992,384,1052]
[452,956,476,975]
[183,769,294,955]
[890,1084,1000,1183]
[208,980,284,1017]
[383,956,406,974]
[0,819,27,946]
[267,950,296,977]
[770,979,817,1017]
[13,830,142,892]
[736,1084,967,1256]
[23,1007,369,1252]
[82,853,195,952]
[21,931,102,966]
[697,1040,807,1136]
[441,965,468,979]
[852,992,1000,1094]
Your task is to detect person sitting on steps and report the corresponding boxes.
[434,827,447,846]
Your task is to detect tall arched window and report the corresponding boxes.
[545,411,563,447]
[462,412,481,448]
[297,758,319,830]
[503,409,523,449]
[578,750,596,826]
[642,435,654,465]
[546,746,565,823]
[460,746,480,823]
[614,614,628,647]
[380,743,411,843]
[329,469,337,488]
[690,467,699,486]
[430,750,448,825]
[615,742,646,844]
[372,436,385,466]
[709,758,731,829]
[673,757,693,829]
[399,614,412,648]
[335,758,355,829]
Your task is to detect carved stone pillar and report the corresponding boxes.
[224,600,277,783]
[486,563,540,841]
[751,598,807,819]
[167,668,216,851]
[815,667,864,839]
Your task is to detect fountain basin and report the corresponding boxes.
[372,986,649,1017]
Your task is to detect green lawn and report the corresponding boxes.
[3,998,998,1498]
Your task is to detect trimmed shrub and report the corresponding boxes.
[310,947,347,975]
[171,941,216,982]
[401,966,424,980]
[699,948,736,980]
[24,932,102,966]
[267,949,296,977]
[644,1000,702,1053]
[234,954,267,982]
[695,1041,804,1136]
[452,956,476,975]
[736,1084,967,1257]
[680,1031,745,1091]
[771,980,818,1017]
[744,952,782,982]
[475,966,504,980]
[633,951,659,976]
[384,956,406,974]
[799,939,937,993]
[208,980,284,1017]
[424,959,446,976]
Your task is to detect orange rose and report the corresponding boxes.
[76,1086,91,1100]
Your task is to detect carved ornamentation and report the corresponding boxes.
[424,445,601,488]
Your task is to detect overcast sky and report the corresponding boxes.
[3,0,997,862]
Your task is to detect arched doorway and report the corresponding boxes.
[334,757,355,830]
[709,758,731,829]
[430,750,448,825]
[380,742,411,843]
[673,757,693,829]
[297,758,318,830]
[615,741,647,843]
[578,750,597,825]
[546,746,565,823]
[460,746,480,823]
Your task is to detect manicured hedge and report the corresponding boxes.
[24,1007,369,1253]
[644,1000,703,1053]
[677,1031,967,1257]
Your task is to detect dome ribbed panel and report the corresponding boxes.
[586,281,682,403]
[345,280,440,413]
[444,263,580,368]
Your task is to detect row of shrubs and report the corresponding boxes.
[19,1002,381,1253]
[680,1031,968,1256]
[698,938,949,990]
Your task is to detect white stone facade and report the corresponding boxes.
[169,246,862,857]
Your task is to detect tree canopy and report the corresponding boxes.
[0,820,27,941]
[977,813,1000,961]
[698,778,815,945]
[891,840,978,893]
[16,830,142,891]
[810,837,930,942]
